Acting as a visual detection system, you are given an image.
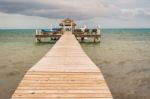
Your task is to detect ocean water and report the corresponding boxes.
[0,29,150,99]
[0,29,54,99]
[81,29,150,99]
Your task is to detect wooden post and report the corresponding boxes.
[71,22,72,33]
[97,25,101,35]
[81,36,84,42]
[94,36,96,43]
[35,29,38,42]
[63,22,65,32]
[36,29,38,35]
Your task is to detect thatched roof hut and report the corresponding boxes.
[59,18,76,26]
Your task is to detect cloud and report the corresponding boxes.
[0,0,120,20]
[0,0,150,28]
[0,12,58,29]
[121,8,150,20]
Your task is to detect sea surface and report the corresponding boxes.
[0,29,150,99]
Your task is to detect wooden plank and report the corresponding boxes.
[13,93,112,98]
[18,83,107,88]
[24,74,103,78]
[26,71,101,74]
[22,77,104,81]
[26,71,101,75]
[14,89,111,94]
[11,97,112,99]
[20,80,105,84]
[17,86,109,90]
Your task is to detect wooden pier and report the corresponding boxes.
[35,18,101,43]
[35,34,62,42]
[12,31,113,99]
[35,29,63,42]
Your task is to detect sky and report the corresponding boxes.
[0,0,150,29]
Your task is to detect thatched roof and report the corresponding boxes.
[59,18,76,26]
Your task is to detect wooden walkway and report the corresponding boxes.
[12,32,113,99]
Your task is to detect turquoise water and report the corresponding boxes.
[81,28,150,99]
[0,29,54,99]
[0,29,150,99]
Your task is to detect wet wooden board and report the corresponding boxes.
[11,32,113,99]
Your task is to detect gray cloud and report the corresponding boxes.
[0,0,149,21]
[120,8,150,21]
[0,0,120,20]
[0,1,57,13]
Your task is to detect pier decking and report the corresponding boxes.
[12,32,113,99]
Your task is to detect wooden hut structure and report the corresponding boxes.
[59,18,76,32]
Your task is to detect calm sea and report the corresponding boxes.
[0,29,150,99]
